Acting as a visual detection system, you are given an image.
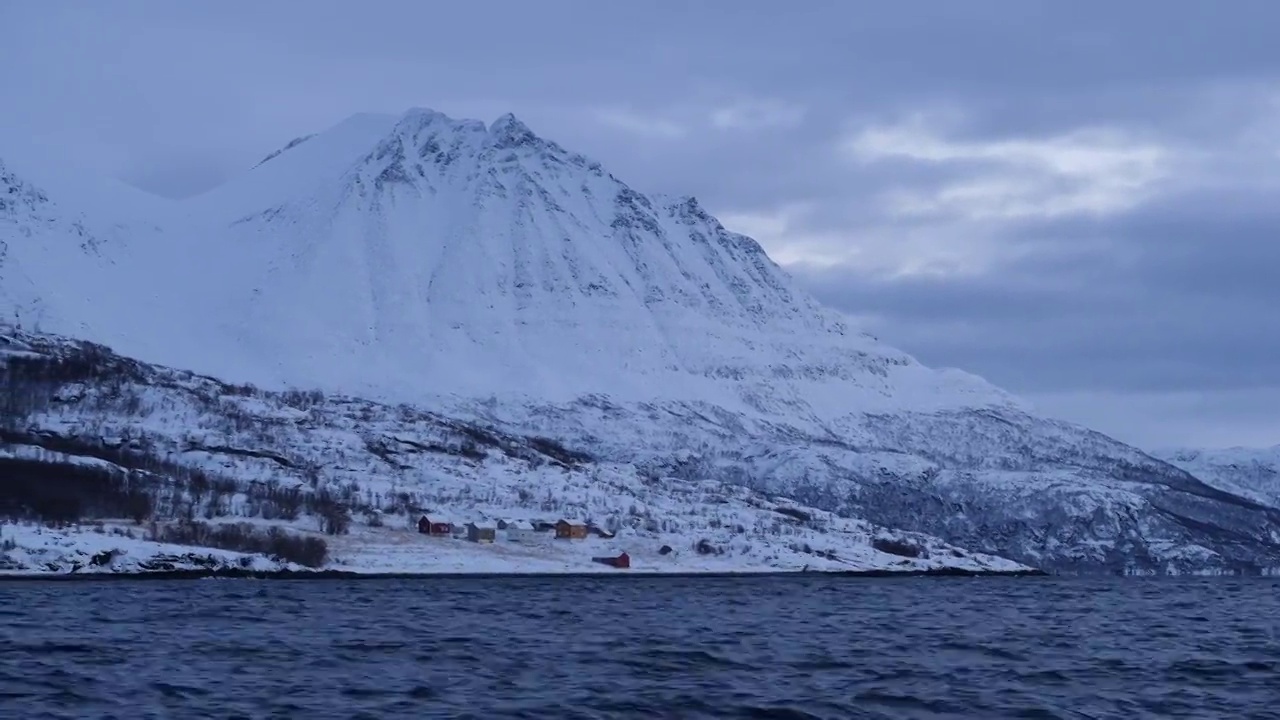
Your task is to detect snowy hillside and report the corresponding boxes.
[2,108,1280,575]
[1158,446,1280,509]
[0,329,1024,576]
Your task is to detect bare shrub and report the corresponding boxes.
[0,457,154,524]
[151,521,327,568]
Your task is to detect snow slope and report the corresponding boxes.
[0,158,207,374]
[0,158,108,336]
[2,108,1279,575]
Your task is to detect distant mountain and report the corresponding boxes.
[1157,446,1280,510]
[2,109,1279,575]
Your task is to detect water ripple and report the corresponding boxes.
[0,576,1276,719]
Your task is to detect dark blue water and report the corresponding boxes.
[1,576,1277,719]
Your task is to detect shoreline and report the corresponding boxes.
[0,566,1051,582]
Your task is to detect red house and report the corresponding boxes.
[417,516,453,536]
[592,552,630,569]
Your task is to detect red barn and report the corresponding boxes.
[592,552,630,569]
[418,516,453,536]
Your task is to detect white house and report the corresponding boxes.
[449,520,468,539]
[504,520,541,543]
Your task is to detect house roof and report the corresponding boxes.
[506,520,535,530]
[422,514,459,526]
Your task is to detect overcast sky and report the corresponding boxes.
[3,1,1279,449]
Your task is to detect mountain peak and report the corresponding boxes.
[397,107,470,132]
[375,108,546,160]
[387,108,538,147]
[487,112,537,147]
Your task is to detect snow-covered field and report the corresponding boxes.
[0,518,1030,577]
[332,523,1029,576]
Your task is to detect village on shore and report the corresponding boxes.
[413,515,637,569]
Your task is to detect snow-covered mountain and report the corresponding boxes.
[1158,446,1280,510]
[2,108,1279,575]
[175,108,1013,418]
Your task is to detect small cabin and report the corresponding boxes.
[588,524,616,539]
[555,520,589,540]
[505,520,539,543]
[592,552,630,569]
[466,522,496,543]
[418,515,453,536]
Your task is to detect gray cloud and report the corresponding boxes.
[786,190,1280,447]
[3,0,1280,448]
